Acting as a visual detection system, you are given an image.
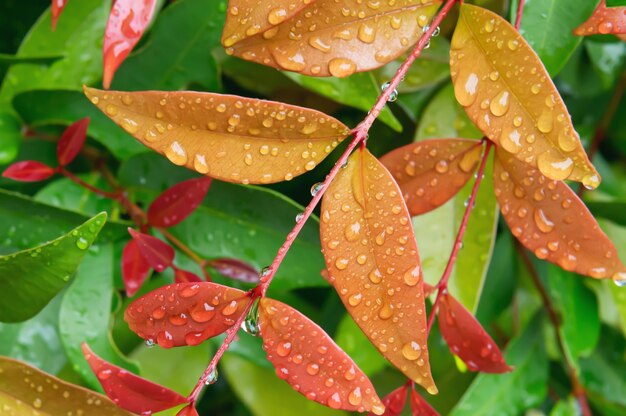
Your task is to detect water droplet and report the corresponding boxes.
[76,237,89,250]
[327,392,342,409]
[348,293,362,306]
[369,268,382,284]
[432,26,441,37]
[582,174,600,190]
[328,58,356,78]
[402,341,422,360]
[306,363,319,375]
[204,368,218,385]
[259,266,271,281]
[537,150,573,180]
[295,212,304,223]
[381,82,398,102]
[276,341,292,357]
[455,72,479,106]
[165,141,188,166]
[310,182,323,196]
[489,90,510,116]
[145,339,155,348]
[537,110,553,133]
[403,265,421,286]
[614,273,626,287]
[348,387,363,405]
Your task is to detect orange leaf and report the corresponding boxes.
[258,298,385,414]
[124,282,248,347]
[83,87,349,184]
[494,148,626,281]
[380,139,483,216]
[222,0,442,77]
[320,147,437,394]
[574,0,626,36]
[438,292,512,373]
[449,3,600,188]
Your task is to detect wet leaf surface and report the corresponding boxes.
[128,228,175,272]
[56,117,89,166]
[122,239,153,297]
[574,0,626,36]
[147,177,212,228]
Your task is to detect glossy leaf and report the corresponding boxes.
[84,87,350,184]
[369,385,408,416]
[208,257,258,283]
[82,343,187,414]
[128,228,175,272]
[0,356,134,415]
[222,0,442,77]
[493,149,626,280]
[148,177,212,228]
[124,282,248,347]
[438,293,512,373]
[320,147,436,393]
[380,139,483,216]
[177,404,200,416]
[56,116,89,166]
[102,0,158,89]
[258,298,385,414]
[174,268,203,283]
[0,212,106,322]
[450,3,600,188]
[2,160,55,182]
[51,0,68,30]
[410,389,439,416]
[574,0,626,36]
[122,239,152,297]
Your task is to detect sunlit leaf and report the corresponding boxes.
[380,139,483,216]
[320,147,436,394]
[369,385,408,416]
[56,117,89,166]
[51,0,69,30]
[103,0,158,88]
[122,239,153,297]
[84,87,350,184]
[410,388,439,416]
[0,356,134,415]
[574,0,626,36]
[258,298,385,414]
[493,149,626,280]
[222,0,442,77]
[2,160,56,182]
[82,343,187,414]
[208,257,258,283]
[124,282,248,347]
[450,3,600,188]
[438,293,512,373]
[147,177,212,228]
[128,228,175,272]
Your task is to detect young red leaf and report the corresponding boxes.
[368,385,408,416]
[147,177,212,228]
[494,149,626,281]
[177,404,200,416]
[103,0,158,89]
[438,292,512,373]
[128,228,175,272]
[56,117,90,166]
[208,257,258,283]
[174,268,203,283]
[2,161,56,182]
[81,343,187,414]
[124,282,248,347]
[380,139,483,216]
[51,0,68,30]
[122,239,152,297]
[409,389,439,416]
[258,298,385,415]
[574,0,626,36]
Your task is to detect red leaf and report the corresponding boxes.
[409,389,439,416]
[438,293,512,373]
[574,0,626,36]
[128,228,175,272]
[208,258,258,283]
[51,0,68,30]
[177,404,199,416]
[259,298,385,415]
[81,343,187,414]
[147,177,212,228]
[103,0,158,89]
[2,161,56,182]
[174,268,203,283]
[56,117,90,166]
[122,239,152,297]
[124,282,248,348]
[368,385,408,416]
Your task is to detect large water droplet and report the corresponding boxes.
[310,182,323,196]
[537,150,573,180]
[381,82,398,102]
[241,298,260,336]
[328,58,356,78]
[76,237,89,250]
[454,72,479,106]
[401,341,422,360]
[204,368,218,385]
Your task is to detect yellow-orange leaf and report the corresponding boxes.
[0,356,134,415]
[380,139,483,216]
[258,298,385,414]
[494,148,626,281]
[574,0,626,36]
[450,4,600,188]
[84,87,350,184]
[320,147,436,394]
[222,0,442,77]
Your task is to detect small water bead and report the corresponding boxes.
[145,339,155,348]
[241,298,260,336]
[310,182,323,196]
[259,266,271,281]
[381,82,398,102]
[204,368,218,385]
[615,276,626,287]
[295,212,305,223]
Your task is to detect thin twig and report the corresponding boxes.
[59,168,119,199]
[514,0,525,30]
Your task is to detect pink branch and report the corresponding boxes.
[515,0,525,30]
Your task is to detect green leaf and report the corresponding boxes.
[550,397,582,416]
[586,200,626,227]
[519,0,601,76]
[335,314,387,376]
[586,41,626,90]
[451,314,549,415]
[600,220,626,336]
[59,244,138,390]
[221,353,347,416]
[12,90,146,159]
[0,110,21,164]
[0,53,61,67]
[606,0,626,6]
[284,71,402,132]
[0,212,107,322]
[413,84,497,311]
[112,0,226,91]
[35,176,118,217]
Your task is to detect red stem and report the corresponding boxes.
[514,0,525,30]
[427,140,492,333]
[59,168,119,199]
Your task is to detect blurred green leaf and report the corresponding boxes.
[0,53,61,66]
[550,397,582,416]
[35,176,118,217]
[0,110,21,164]
[601,220,626,336]
[586,200,626,227]
[335,314,387,376]
[586,41,626,90]
[0,212,107,322]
